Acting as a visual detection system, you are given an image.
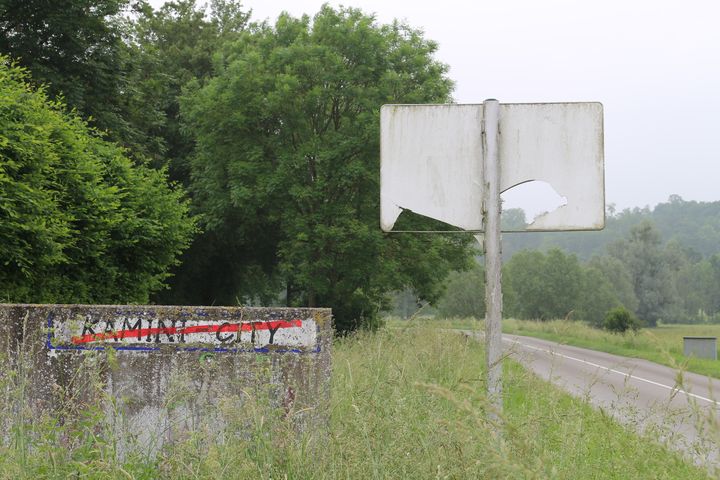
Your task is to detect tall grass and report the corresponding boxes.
[0,326,712,478]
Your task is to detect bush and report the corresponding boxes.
[503,249,583,320]
[603,306,641,333]
[435,262,485,319]
[0,57,195,303]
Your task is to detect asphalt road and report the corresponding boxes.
[495,333,720,472]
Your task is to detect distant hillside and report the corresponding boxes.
[503,195,720,260]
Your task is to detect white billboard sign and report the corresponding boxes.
[380,102,604,232]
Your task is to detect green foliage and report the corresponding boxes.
[178,6,474,331]
[0,0,154,155]
[498,248,633,326]
[386,288,427,319]
[603,306,641,333]
[0,327,711,478]
[653,194,720,257]
[587,255,639,313]
[0,58,195,303]
[607,221,676,326]
[127,0,250,174]
[504,248,584,320]
[435,261,485,319]
[504,196,720,261]
[575,265,624,327]
[668,250,720,324]
[504,203,720,327]
[0,0,126,113]
[0,0,249,166]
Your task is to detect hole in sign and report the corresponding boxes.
[501,180,568,230]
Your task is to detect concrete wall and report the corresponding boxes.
[0,304,332,452]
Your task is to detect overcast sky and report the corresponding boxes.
[151,0,720,213]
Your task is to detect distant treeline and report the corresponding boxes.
[503,195,720,260]
[428,197,720,327]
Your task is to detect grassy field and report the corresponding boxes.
[0,325,712,479]
[503,319,720,379]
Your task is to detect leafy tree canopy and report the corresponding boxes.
[503,196,720,261]
[0,57,195,303]
[0,0,251,168]
[603,306,640,333]
[0,0,144,147]
[607,221,677,326]
[177,6,474,331]
[127,0,250,174]
[503,249,584,320]
[435,262,485,319]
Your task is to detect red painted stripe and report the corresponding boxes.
[70,319,302,345]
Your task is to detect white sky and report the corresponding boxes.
[151,0,720,213]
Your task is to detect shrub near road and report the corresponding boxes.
[0,57,194,303]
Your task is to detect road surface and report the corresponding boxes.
[480,333,720,472]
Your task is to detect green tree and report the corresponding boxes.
[674,260,713,322]
[503,196,720,262]
[587,255,639,313]
[503,248,583,320]
[387,288,426,319]
[435,262,485,319]
[177,6,474,331]
[709,255,720,315]
[674,254,720,322]
[124,2,257,307]
[603,306,640,333]
[607,221,676,326]
[0,58,195,303]
[501,208,527,230]
[0,0,149,151]
[127,0,250,174]
[575,265,623,327]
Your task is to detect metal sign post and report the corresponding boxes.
[380,100,604,422]
[481,99,503,419]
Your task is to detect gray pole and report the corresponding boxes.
[481,99,503,420]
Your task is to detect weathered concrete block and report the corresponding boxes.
[0,304,332,452]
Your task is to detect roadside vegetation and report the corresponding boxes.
[400,200,720,336]
[0,326,711,479]
[1,0,474,331]
[504,319,720,379]
[389,317,720,379]
[0,57,195,303]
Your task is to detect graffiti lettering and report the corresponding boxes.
[81,318,100,337]
[216,322,233,342]
[154,319,174,343]
[268,323,281,345]
[69,319,304,347]
[122,317,142,341]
